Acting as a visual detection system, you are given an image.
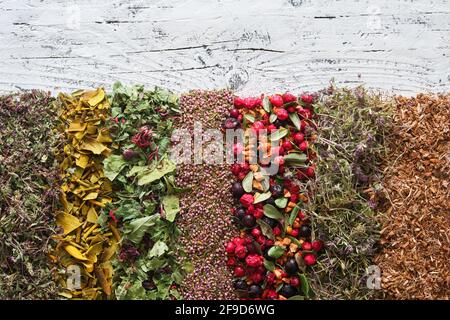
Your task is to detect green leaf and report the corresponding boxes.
[254,191,271,204]
[242,172,253,193]
[124,215,157,244]
[137,159,176,185]
[127,165,148,177]
[283,153,307,166]
[149,240,169,258]
[268,246,285,259]
[263,204,283,220]
[299,274,310,297]
[275,197,288,208]
[103,155,127,181]
[264,259,275,271]
[256,219,275,240]
[261,176,270,192]
[288,295,305,300]
[183,261,194,273]
[116,281,145,300]
[270,127,288,141]
[262,96,272,113]
[288,206,300,225]
[269,113,277,123]
[289,112,301,131]
[288,236,301,247]
[243,114,255,123]
[162,195,180,222]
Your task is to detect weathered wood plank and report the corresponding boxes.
[0,0,448,95]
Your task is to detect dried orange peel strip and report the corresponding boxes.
[52,88,118,299]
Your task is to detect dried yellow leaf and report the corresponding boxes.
[80,138,107,155]
[67,122,87,132]
[76,154,90,169]
[83,192,98,201]
[56,213,82,235]
[86,207,98,223]
[64,245,88,261]
[87,89,105,107]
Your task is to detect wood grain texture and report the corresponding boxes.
[0,0,449,95]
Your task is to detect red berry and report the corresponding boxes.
[273,226,281,236]
[231,163,241,176]
[300,120,307,130]
[290,276,300,287]
[293,132,304,144]
[246,254,263,267]
[253,208,264,219]
[290,184,300,194]
[282,141,293,151]
[299,108,312,119]
[234,266,245,277]
[269,94,284,107]
[299,141,308,152]
[304,253,317,266]
[298,211,306,220]
[249,272,264,284]
[266,290,278,300]
[296,171,308,181]
[287,106,296,113]
[233,237,246,246]
[251,228,262,238]
[301,94,314,104]
[237,171,247,180]
[252,121,265,134]
[305,166,315,178]
[267,124,277,132]
[226,241,236,254]
[276,108,289,121]
[266,272,276,284]
[234,97,245,107]
[290,229,299,238]
[230,108,240,118]
[256,235,266,245]
[265,239,274,246]
[240,194,254,208]
[290,194,299,203]
[238,114,244,122]
[312,240,323,252]
[227,257,236,266]
[235,245,247,259]
[301,241,312,251]
[240,162,250,172]
[282,93,297,104]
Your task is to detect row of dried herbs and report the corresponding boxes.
[100,82,188,300]
[52,88,118,299]
[0,91,61,299]
[308,85,394,299]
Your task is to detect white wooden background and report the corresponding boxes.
[0,0,449,96]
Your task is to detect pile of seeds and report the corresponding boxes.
[374,93,449,300]
[0,91,61,299]
[174,90,239,300]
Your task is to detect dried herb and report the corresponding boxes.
[374,93,449,299]
[309,85,394,299]
[0,91,61,299]
[101,82,186,300]
[52,88,117,299]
